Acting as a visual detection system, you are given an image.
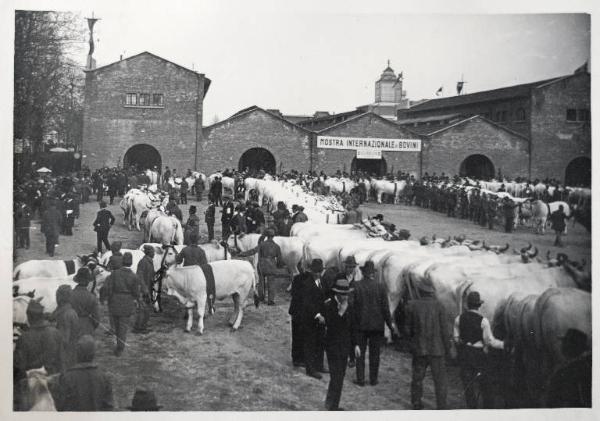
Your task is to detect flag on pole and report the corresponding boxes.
[436,86,443,96]
[457,81,464,95]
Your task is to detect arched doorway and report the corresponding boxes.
[238,148,276,174]
[459,154,495,180]
[565,157,591,187]
[123,144,161,171]
[351,157,387,177]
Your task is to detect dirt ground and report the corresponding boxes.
[13,194,591,411]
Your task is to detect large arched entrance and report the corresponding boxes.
[238,148,276,174]
[565,157,591,187]
[459,154,495,180]
[123,144,161,171]
[351,157,387,177]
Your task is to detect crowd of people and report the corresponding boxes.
[13,165,590,411]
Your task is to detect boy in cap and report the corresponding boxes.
[55,335,114,411]
[453,291,504,408]
[70,268,100,337]
[404,277,453,409]
[107,241,123,271]
[323,274,357,410]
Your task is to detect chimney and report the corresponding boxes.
[85,13,100,70]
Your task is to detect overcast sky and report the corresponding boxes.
[67,9,590,122]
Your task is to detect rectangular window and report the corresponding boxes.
[125,93,137,106]
[566,109,577,121]
[139,93,151,106]
[577,108,590,122]
[153,94,164,106]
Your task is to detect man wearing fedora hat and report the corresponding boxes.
[183,205,200,246]
[404,276,453,409]
[128,388,162,411]
[353,261,396,387]
[453,291,504,408]
[323,274,357,410]
[300,258,327,379]
[55,335,113,411]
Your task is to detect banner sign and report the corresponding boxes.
[356,149,382,159]
[317,136,421,152]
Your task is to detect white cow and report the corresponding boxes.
[226,233,304,276]
[158,247,258,333]
[13,255,94,280]
[371,179,406,204]
[149,216,184,245]
[139,241,232,262]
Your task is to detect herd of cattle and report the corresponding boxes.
[13,170,592,407]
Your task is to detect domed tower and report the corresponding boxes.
[375,60,403,103]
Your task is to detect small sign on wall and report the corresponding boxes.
[356,149,382,159]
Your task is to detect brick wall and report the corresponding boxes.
[530,73,591,181]
[423,116,529,178]
[314,114,422,175]
[82,53,206,171]
[201,108,312,174]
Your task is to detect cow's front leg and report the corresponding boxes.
[185,306,194,332]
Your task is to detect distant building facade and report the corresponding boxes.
[82,52,210,172]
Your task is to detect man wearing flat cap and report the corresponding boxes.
[453,291,504,408]
[134,245,155,333]
[104,252,140,356]
[404,277,453,409]
[14,300,62,384]
[55,335,114,411]
[70,267,100,337]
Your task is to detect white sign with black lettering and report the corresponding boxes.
[316,135,421,152]
[356,149,382,159]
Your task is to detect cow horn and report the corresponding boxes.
[526,242,533,251]
[499,243,510,253]
[528,247,538,258]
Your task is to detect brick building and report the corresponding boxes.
[398,68,591,185]
[82,52,210,172]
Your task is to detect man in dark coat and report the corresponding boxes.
[41,201,62,256]
[272,201,290,236]
[289,270,308,367]
[166,197,183,222]
[53,285,80,371]
[211,177,223,206]
[55,335,114,411]
[15,201,32,249]
[230,205,247,235]
[301,259,327,379]
[502,197,517,233]
[107,173,118,205]
[221,196,235,240]
[70,268,100,337]
[550,204,568,247]
[176,233,208,266]
[134,245,155,333]
[184,206,201,246]
[404,277,453,410]
[353,261,396,386]
[323,275,358,411]
[545,329,591,407]
[104,252,140,356]
[292,205,308,223]
[92,201,115,253]
[14,300,62,377]
[205,200,216,241]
